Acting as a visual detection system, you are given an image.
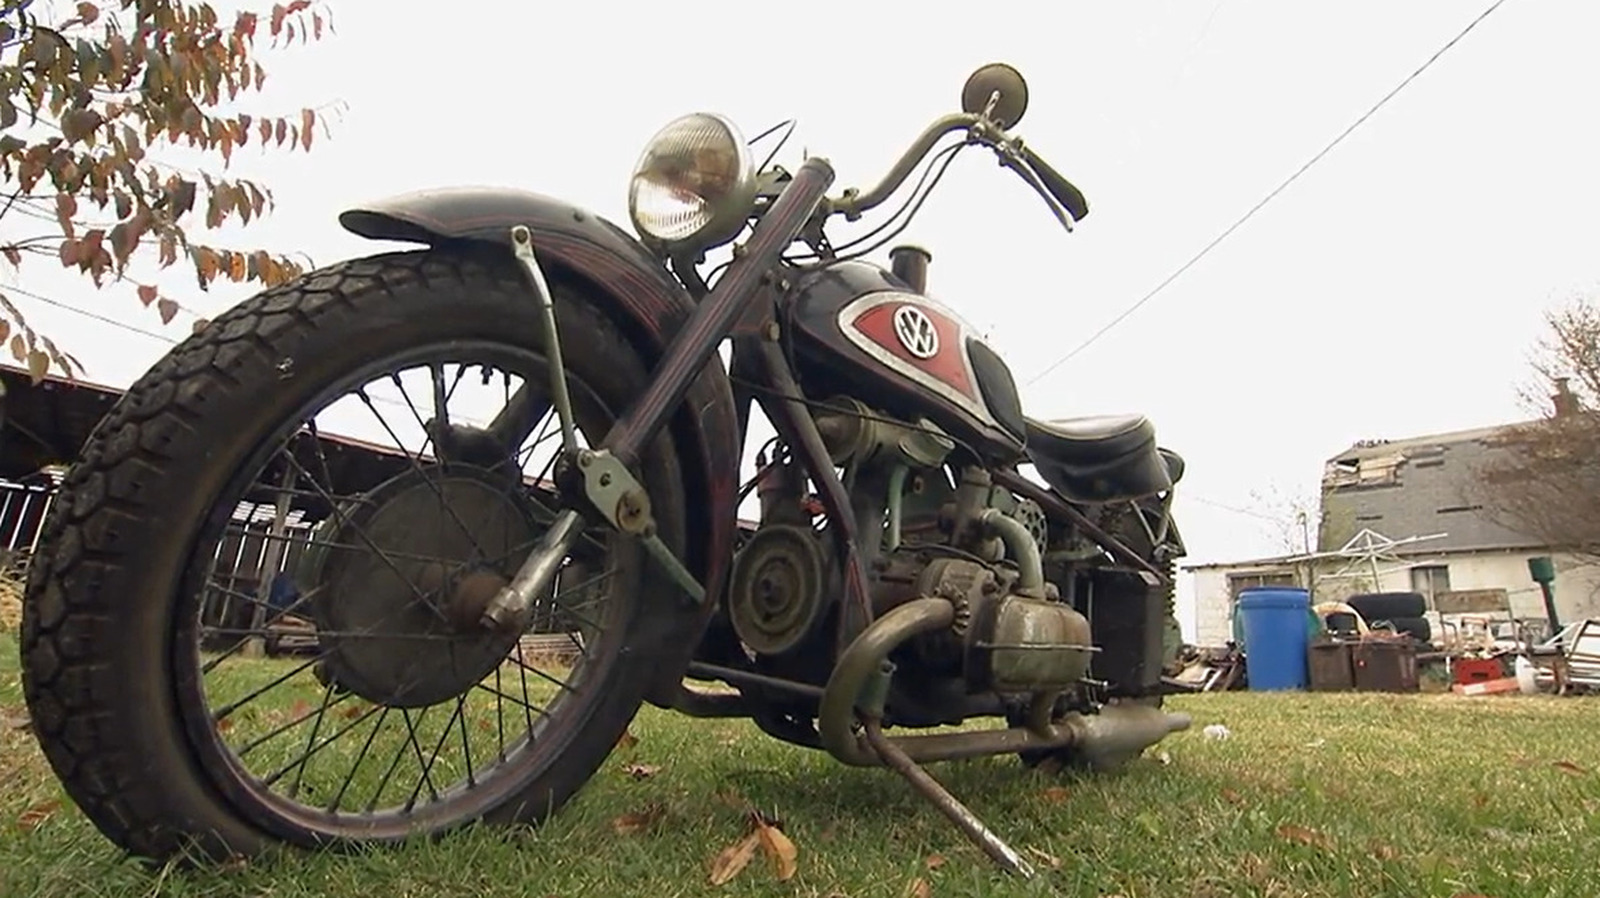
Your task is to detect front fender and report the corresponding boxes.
[339,187,739,699]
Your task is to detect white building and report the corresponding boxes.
[1188,423,1600,648]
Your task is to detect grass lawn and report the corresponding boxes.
[1,630,1596,898]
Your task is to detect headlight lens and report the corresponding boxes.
[628,113,756,251]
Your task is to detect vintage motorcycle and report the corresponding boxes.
[19,63,1191,877]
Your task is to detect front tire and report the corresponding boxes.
[20,249,693,862]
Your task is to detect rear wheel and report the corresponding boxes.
[20,249,692,862]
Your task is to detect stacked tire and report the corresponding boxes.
[1345,592,1431,644]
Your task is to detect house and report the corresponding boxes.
[1188,419,1600,648]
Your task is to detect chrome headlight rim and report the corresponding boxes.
[627,112,758,255]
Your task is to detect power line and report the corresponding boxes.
[5,283,179,344]
[1025,0,1511,386]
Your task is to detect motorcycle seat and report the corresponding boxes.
[1024,414,1177,503]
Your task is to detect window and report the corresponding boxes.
[1410,565,1451,603]
[1228,572,1297,598]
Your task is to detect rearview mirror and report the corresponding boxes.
[961,63,1029,129]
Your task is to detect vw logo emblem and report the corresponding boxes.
[892,305,940,360]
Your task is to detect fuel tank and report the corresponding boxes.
[785,260,1027,462]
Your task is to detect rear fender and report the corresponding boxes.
[339,187,739,701]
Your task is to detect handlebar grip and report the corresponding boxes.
[1020,146,1089,221]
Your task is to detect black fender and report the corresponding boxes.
[339,187,739,701]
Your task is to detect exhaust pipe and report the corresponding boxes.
[1057,703,1193,771]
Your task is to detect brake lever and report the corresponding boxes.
[994,141,1075,234]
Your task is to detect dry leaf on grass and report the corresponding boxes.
[3,712,30,731]
[289,699,312,719]
[611,803,666,836]
[615,730,639,752]
[16,799,60,831]
[1026,846,1062,870]
[708,831,760,886]
[754,816,798,881]
[1552,760,1588,777]
[903,877,931,898]
[1039,786,1071,804]
[622,762,660,780]
[925,854,946,871]
[1221,788,1245,806]
[1275,823,1333,850]
[1369,840,1400,861]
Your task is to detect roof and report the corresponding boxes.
[1319,420,1544,555]
[0,362,764,531]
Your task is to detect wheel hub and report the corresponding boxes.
[307,465,544,708]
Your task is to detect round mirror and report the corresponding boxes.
[961,63,1029,129]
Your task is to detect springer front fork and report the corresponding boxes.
[478,158,837,631]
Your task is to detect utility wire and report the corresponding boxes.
[5,283,178,344]
[1025,0,1511,386]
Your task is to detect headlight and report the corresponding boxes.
[628,113,756,253]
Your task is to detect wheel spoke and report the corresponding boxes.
[406,697,466,812]
[286,682,338,799]
[355,388,496,565]
[184,347,634,833]
[329,705,390,812]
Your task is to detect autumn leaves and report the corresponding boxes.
[0,2,336,379]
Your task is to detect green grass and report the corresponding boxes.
[2,631,1596,898]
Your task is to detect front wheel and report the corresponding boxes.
[20,249,693,863]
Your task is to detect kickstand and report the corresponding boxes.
[861,716,1036,879]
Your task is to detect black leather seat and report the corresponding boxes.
[1025,414,1177,503]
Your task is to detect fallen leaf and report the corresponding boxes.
[289,699,312,719]
[903,877,931,898]
[1472,793,1489,809]
[708,831,760,886]
[1553,760,1588,777]
[1040,786,1071,804]
[3,712,30,731]
[754,817,798,881]
[615,730,639,752]
[1275,823,1333,850]
[216,716,234,733]
[924,854,947,871]
[611,803,666,836]
[622,762,660,781]
[341,704,365,721]
[1025,846,1063,870]
[1369,840,1400,861]
[1221,788,1245,805]
[16,800,60,831]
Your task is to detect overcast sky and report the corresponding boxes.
[8,0,1598,636]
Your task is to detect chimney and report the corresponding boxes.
[1552,377,1580,418]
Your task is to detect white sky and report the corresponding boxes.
[9,0,1600,637]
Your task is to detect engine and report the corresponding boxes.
[725,398,1095,717]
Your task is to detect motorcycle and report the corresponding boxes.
[18,63,1191,878]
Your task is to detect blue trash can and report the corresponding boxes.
[1235,586,1312,691]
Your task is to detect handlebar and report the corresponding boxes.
[824,113,985,220]
[820,112,1089,227]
